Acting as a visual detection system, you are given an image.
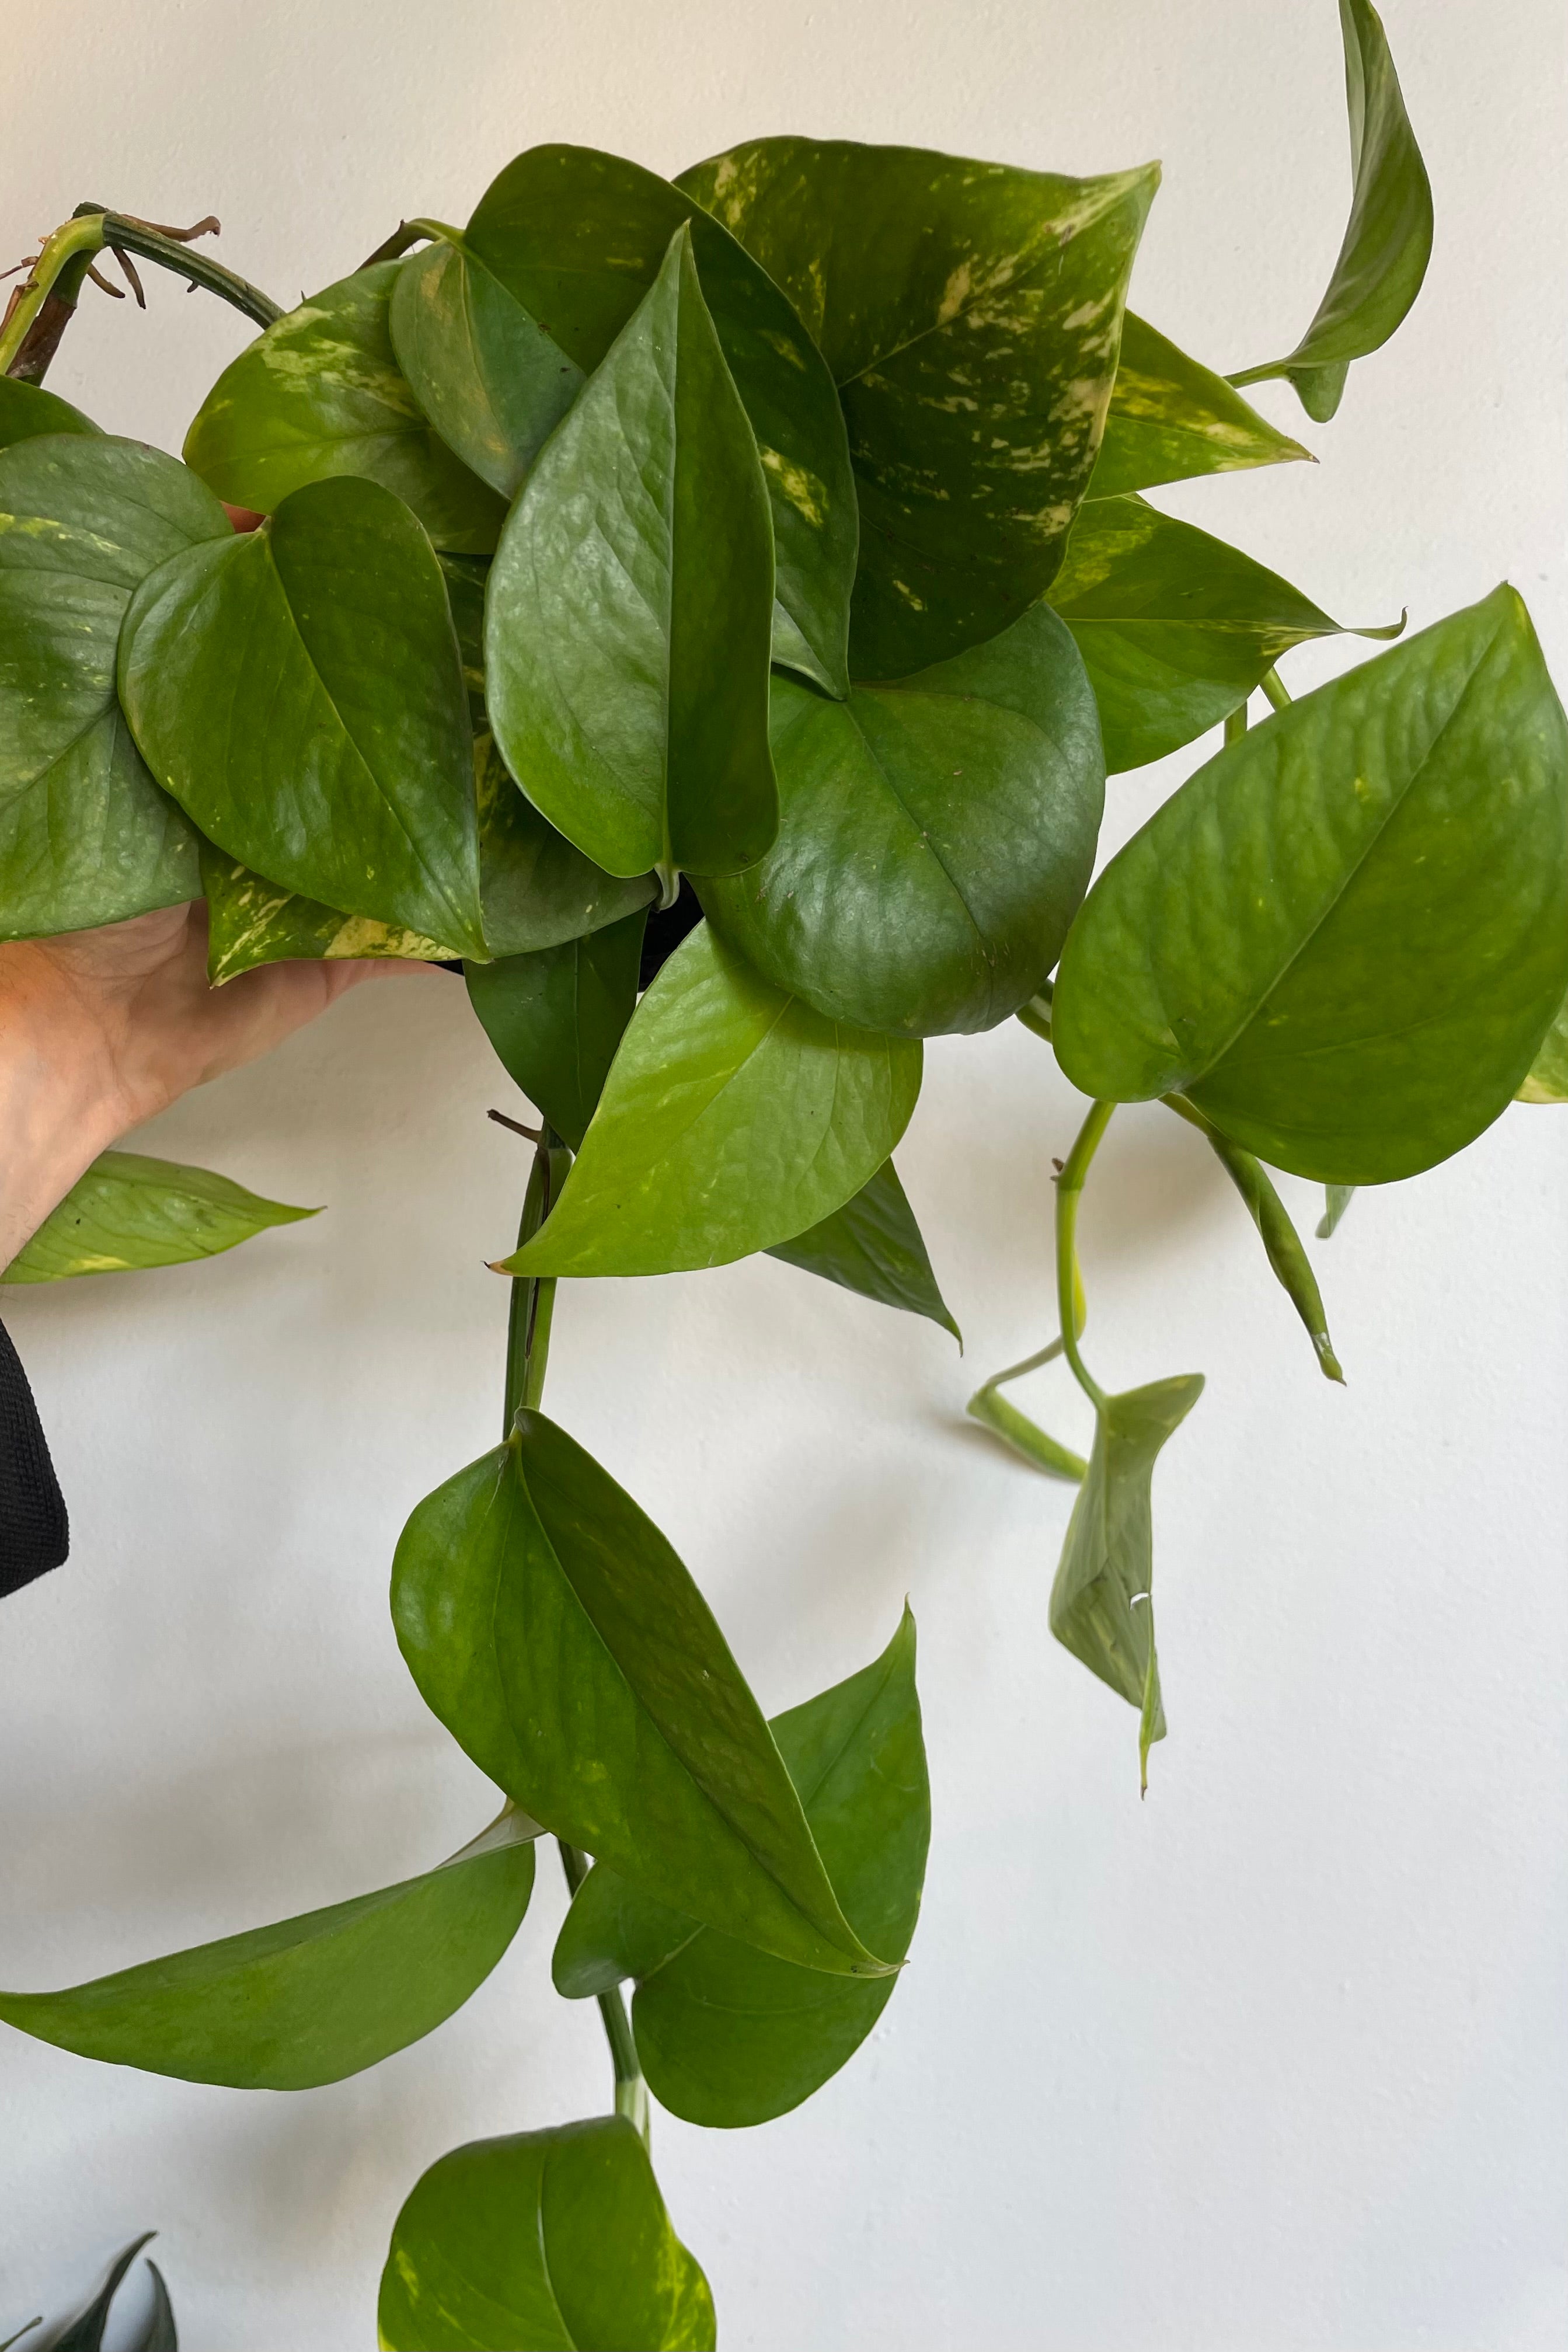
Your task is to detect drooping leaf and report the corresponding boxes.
[678,137,1158,677]
[1052,588,1568,1183]
[51,2236,158,2352]
[1316,1183,1357,1238]
[1518,990,1568,1103]
[465,909,647,1150]
[389,231,584,497]
[766,1159,959,1343]
[485,226,776,887]
[1090,312,1310,497]
[1230,0,1433,420]
[552,1609,929,2129]
[182,262,506,550]
[457,144,857,694]
[475,734,656,957]
[119,474,486,956]
[0,1810,535,2090]
[0,435,228,941]
[1050,1372,1204,1788]
[1049,493,1400,773]
[1,1149,316,1284]
[378,2118,715,2352]
[392,1411,890,1980]
[698,602,1103,1036]
[497,924,922,1279]
[0,378,100,452]
[1165,1094,1343,1380]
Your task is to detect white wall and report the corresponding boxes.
[2,2,1564,2345]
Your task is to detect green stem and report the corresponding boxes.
[1260,665,1292,712]
[0,214,105,375]
[1055,1100,1116,1412]
[1224,699,1250,743]
[101,211,281,328]
[499,1123,649,2142]
[965,1336,1089,1482]
[1,205,281,382]
[558,1842,651,2145]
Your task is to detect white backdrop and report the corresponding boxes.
[2,3,1564,2346]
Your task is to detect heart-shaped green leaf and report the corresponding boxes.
[1051,1372,1205,1789]
[497,923,922,1279]
[486,225,776,888]
[1518,991,1568,1104]
[553,1608,929,2128]
[766,1159,959,1343]
[393,1412,890,1978]
[2,1149,316,1283]
[0,435,228,941]
[119,474,485,956]
[389,231,585,498]
[678,137,1157,677]
[1230,0,1433,421]
[0,1810,535,2089]
[378,2118,715,2352]
[459,144,856,695]
[699,602,1103,1036]
[1050,494,1400,772]
[183,262,507,551]
[1053,587,1568,1182]
[0,378,99,452]
[1091,313,1310,498]
[465,908,647,1150]
[199,845,453,984]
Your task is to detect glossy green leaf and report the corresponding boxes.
[183,262,507,550]
[0,378,100,451]
[475,734,656,958]
[389,231,584,498]
[439,551,490,727]
[1053,588,1568,1183]
[201,845,452,983]
[486,226,776,887]
[1166,1095,1343,1380]
[2,1149,315,1284]
[0,435,228,941]
[1050,493,1400,773]
[699,602,1103,1036]
[392,1410,889,1980]
[553,1609,929,2128]
[462,144,856,695]
[678,137,1157,677]
[465,910,647,1150]
[119,473,485,957]
[498,923,922,1279]
[1316,1182,1357,1237]
[1518,991,1568,1103]
[1090,312,1310,497]
[0,1810,535,2090]
[766,1159,959,1343]
[378,2118,715,2352]
[1051,1372,1204,1788]
[1231,0,1433,420]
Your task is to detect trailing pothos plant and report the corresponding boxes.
[1,4,1564,2344]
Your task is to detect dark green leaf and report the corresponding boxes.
[0,378,100,452]
[1053,588,1568,1183]
[0,1810,535,2090]
[465,909,647,1150]
[463,144,856,695]
[1316,1182,1357,1238]
[1518,991,1568,1103]
[119,473,485,956]
[392,1411,890,1980]
[182,262,507,551]
[497,923,922,1278]
[678,137,1157,677]
[1,1148,316,1284]
[1050,1372,1204,1788]
[438,550,490,727]
[1050,493,1400,772]
[129,2262,176,2352]
[1166,1095,1343,1380]
[1230,0,1433,420]
[1090,312,1310,496]
[486,226,776,887]
[475,734,656,957]
[53,2236,155,2352]
[378,2118,715,2351]
[699,602,1103,1036]
[553,1609,929,2129]
[0,435,227,941]
[389,231,584,497]
[766,1159,959,1342]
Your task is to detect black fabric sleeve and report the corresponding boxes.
[0,1312,69,1597]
